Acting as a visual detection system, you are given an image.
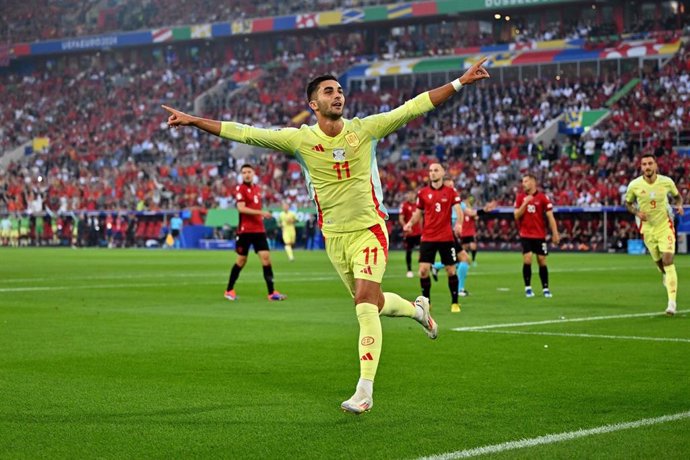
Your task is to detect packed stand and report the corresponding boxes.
[2,27,689,250]
[0,0,419,43]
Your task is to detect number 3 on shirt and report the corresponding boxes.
[332,161,351,180]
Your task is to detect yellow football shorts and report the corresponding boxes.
[642,220,676,261]
[325,223,389,297]
[282,227,296,245]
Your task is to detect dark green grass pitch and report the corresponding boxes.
[1,248,688,459]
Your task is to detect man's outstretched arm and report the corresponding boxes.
[162,104,299,153]
[428,57,491,107]
[162,105,221,136]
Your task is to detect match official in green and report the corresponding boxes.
[163,57,490,414]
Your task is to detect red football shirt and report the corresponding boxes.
[417,185,460,242]
[400,200,422,237]
[236,182,265,234]
[461,211,476,237]
[514,191,553,239]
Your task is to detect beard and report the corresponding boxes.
[318,101,343,120]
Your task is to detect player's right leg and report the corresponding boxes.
[661,249,677,316]
[224,247,248,300]
[644,232,675,314]
[521,239,535,297]
[337,226,438,413]
[325,230,380,414]
[258,249,287,301]
[418,242,436,301]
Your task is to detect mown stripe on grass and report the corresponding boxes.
[418,410,690,460]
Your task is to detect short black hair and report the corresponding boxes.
[306,74,339,102]
[240,163,254,170]
[640,153,656,161]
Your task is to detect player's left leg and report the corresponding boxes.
[659,229,677,315]
[537,254,551,297]
[258,245,286,301]
[440,243,460,311]
[282,229,295,261]
[534,239,551,297]
[444,262,459,305]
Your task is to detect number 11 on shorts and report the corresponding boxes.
[363,247,378,265]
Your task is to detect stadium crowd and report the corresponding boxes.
[1,10,689,250]
[0,0,423,43]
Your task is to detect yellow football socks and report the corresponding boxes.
[356,303,382,381]
[285,245,294,260]
[380,292,416,317]
[665,264,677,302]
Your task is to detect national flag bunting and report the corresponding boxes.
[342,9,364,23]
[296,13,317,29]
[152,28,172,43]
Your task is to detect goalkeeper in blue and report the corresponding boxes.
[163,58,490,414]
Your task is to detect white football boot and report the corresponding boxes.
[415,296,438,340]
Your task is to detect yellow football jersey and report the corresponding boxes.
[625,174,680,228]
[220,92,435,236]
[278,210,297,229]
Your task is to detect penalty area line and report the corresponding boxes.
[418,410,690,460]
[452,310,688,331]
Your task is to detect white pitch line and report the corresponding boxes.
[464,329,690,343]
[0,271,334,284]
[0,264,652,285]
[452,310,688,331]
[0,276,339,293]
[418,410,690,460]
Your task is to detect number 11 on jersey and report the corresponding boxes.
[332,161,351,180]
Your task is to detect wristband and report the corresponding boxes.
[451,79,463,92]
